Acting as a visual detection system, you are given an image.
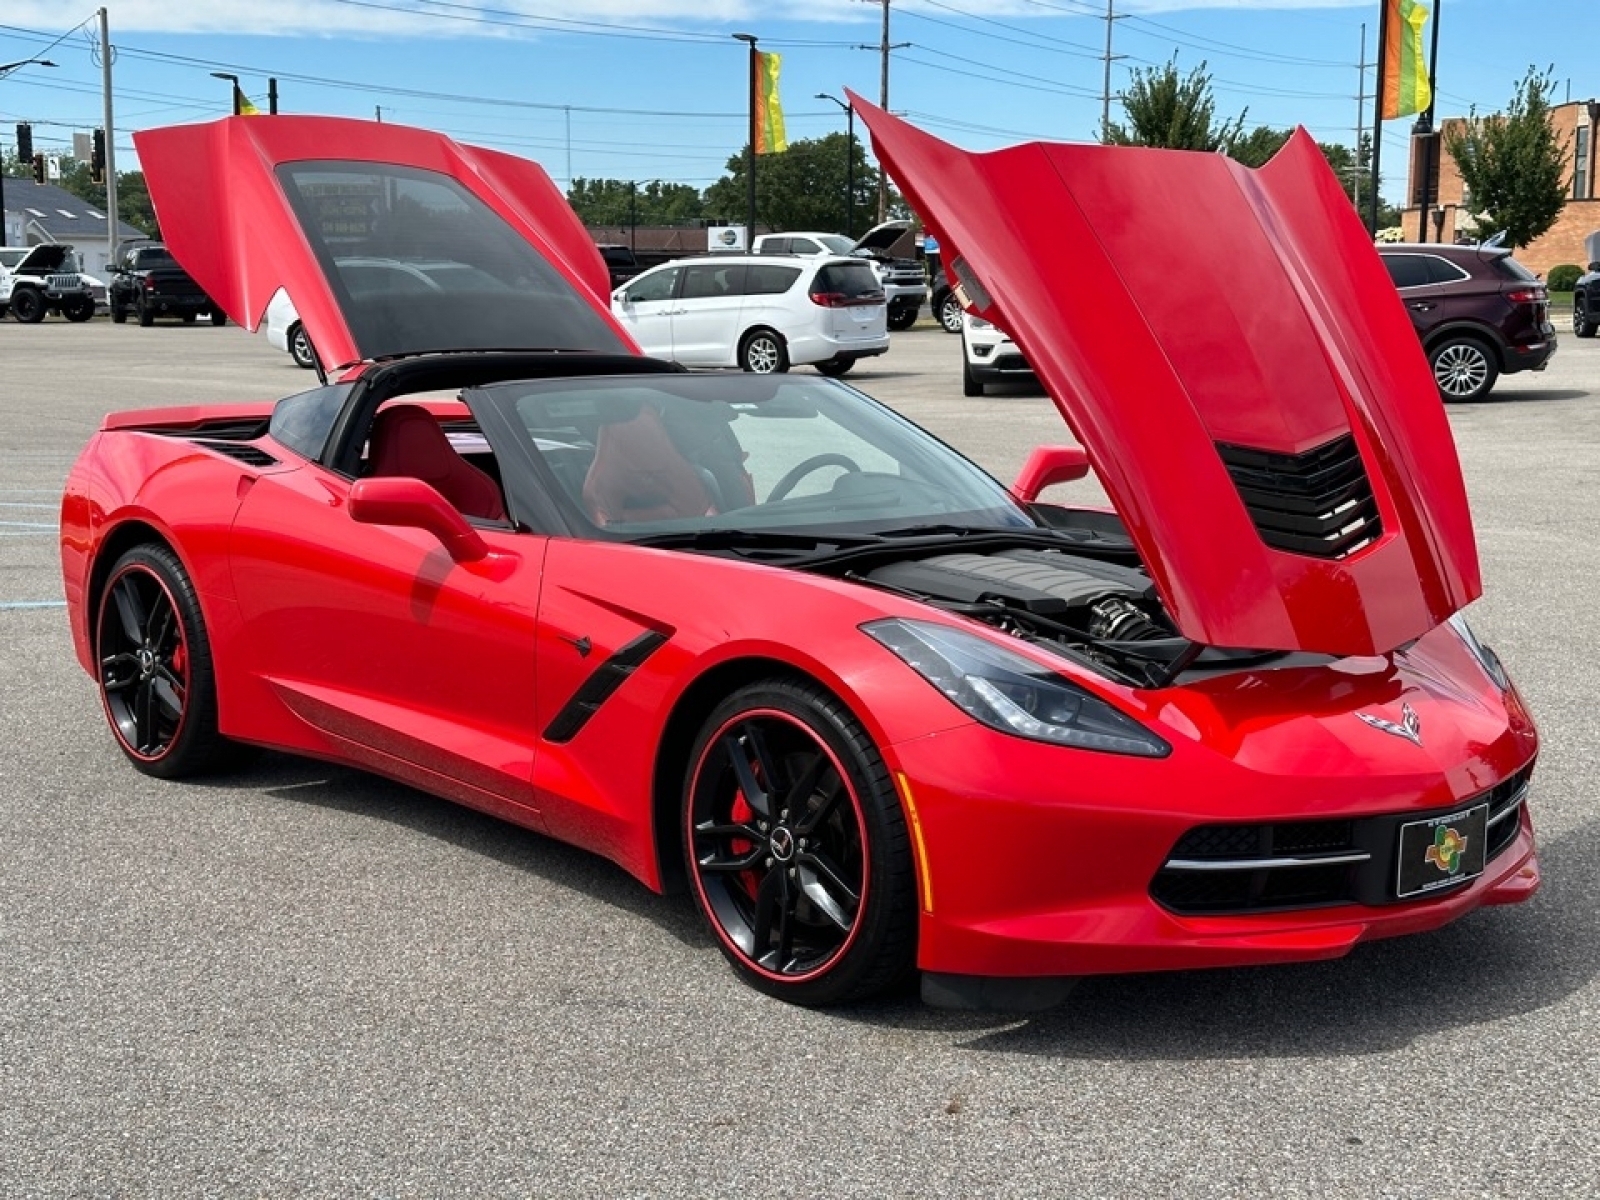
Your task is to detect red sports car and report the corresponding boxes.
[60,104,1539,1010]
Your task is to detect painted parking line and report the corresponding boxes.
[0,600,67,609]
[0,521,57,529]
[0,502,59,509]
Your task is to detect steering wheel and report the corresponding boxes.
[767,453,864,502]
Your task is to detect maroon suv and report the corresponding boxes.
[1378,243,1555,402]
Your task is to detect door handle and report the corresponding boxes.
[1407,301,1435,311]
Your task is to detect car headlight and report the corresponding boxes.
[1446,612,1510,692]
[862,618,1170,757]
[966,315,994,330]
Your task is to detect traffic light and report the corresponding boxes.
[91,129,105,184]
[15,123,31,162]
[32,153,45,184]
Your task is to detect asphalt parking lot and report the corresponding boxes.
[3,318,1599,1197]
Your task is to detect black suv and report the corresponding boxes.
[1378,243,1554,402]
[1573,260,1599,339]
[109,242,226,327]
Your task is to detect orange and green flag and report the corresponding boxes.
[754,51,787,154]
[1380,0,1432,119]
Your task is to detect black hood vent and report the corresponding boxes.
[1216,433,1381,560]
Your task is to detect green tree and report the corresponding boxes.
[1102,58,1247,152]
[702,133,893,234]
[567,178,703,226]
[48,158,158,238]
[1443,65,1569,248]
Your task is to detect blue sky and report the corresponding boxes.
[1,1,1592,204]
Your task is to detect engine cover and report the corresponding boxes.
[867,550,1150,617]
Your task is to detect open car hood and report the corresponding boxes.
[133,116,635,373]
[11,245,72,274]
[850,96,1480,658]
[853,219,913,257]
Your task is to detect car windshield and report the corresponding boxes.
[273,160,627,360]
[471,373,1036,538]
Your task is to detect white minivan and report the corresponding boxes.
[610,254,889,375]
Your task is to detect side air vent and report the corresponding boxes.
[1215,433,1381,560]
[195,440,279,467]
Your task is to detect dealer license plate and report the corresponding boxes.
[1396,803,1488,899]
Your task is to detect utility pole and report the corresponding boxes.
[1100,0,1127,138]
[877,0,890,222]
[99,8,118,273]
[1353,22,1365,216]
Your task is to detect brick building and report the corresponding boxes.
[1399,98,1600,277]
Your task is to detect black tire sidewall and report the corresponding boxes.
[97,543,227,779]
[682,677,917,1006]
[12,288,45,323]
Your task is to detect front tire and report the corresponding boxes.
[95,543,230,778]
[962,355,984,397]
[210,310,228,327]
[110,298,127,324]
[1575,295,1598,339]
[739,328,789,374]
[62,295,95,322]
[10,288,45,323]
[1429,336,1498,402]
[683,678,917,1006]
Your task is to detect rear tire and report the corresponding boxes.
[682,678,917,1006]
[289,323,318,369]
[210,310,228,327]
[95,543,231,779]
[1429,336,1498,403]
[137,295,154,327]
[887,305,918,332]
[937,291,964,334]
[10,288,45,323]
[739,328,789,374]
[1575,295,1598,339]
[815,357,855,377]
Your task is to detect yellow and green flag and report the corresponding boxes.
[1380,0,1432,119]
[754,51,787,154]
[233,83,261,116]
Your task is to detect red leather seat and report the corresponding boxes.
[367,405,506,522]
[582,405,714,525]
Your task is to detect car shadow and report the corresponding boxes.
[204,752,713,950]
[836,819,1600,1056]
[1468,387,1591,404]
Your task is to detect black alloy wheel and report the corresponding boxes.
[683,678,917,1005]
[62,294,95,322]
[96,543,229,778]
[10,288,45,323]
[1575,296,1597,339]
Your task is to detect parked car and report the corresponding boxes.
[1376,242,1555,402]
[597,243,643,289]
[930,278,964,334]
[64,110,1539,1012]
[961,312,1037,396]
[0,244,97,322]
[611,253,889,375]
[108,242,227,326]
[265,290,319,370]
[1572,260,1599,338]
[753,223,928,331]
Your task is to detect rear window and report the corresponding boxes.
[134,247,175,267]
[746,265,801,295]
[1381,255,1430,289]
[812,262,883,299]
[275,161,627,360]
[1489,255,1538,283]
[1425,256,1470,284]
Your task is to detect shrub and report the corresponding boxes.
[1547,263,1581,292]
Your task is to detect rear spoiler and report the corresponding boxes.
[101,403,278,432]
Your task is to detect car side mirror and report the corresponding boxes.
[614,291,630,306]
[1589,261,1600,273]
[1012,445,1090,501]
[348,476,489,563]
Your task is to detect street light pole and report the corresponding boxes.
[0,58,57,248]
[210,71,242,115]
[816,93,855,238]
[732,33,759,252]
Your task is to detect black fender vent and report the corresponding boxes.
[194,439,279,467]
[1216,433,1381,560]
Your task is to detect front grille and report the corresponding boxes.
[1151,764,1533,916]
[1216,433,1382,560]
[47,273,83,290]
[195,439,279,467]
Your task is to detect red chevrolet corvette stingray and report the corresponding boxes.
[60,102,1538,1009]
